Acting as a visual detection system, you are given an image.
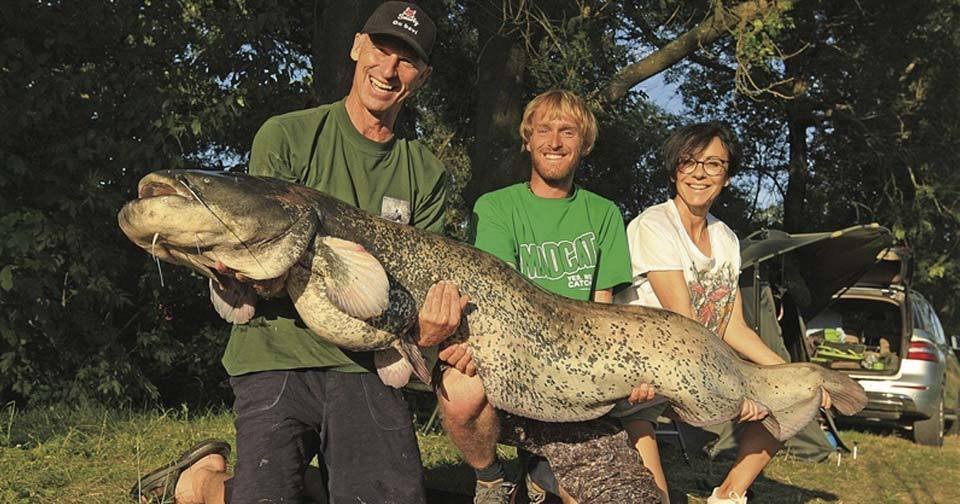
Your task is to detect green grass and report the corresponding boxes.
[662,428,960,503]
[0,403,956,503]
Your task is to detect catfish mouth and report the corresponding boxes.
[139,179,185,199]
[121,171,307,288]
[119,174,225,283]
[136,170,201,204]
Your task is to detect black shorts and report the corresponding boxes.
[224,369,426,504]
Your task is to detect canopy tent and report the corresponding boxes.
[740,223,897,321]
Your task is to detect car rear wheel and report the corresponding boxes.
[913,392,944,446]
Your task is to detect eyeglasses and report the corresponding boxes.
[678,157,728,176]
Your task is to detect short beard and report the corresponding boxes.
[532,161,577,186]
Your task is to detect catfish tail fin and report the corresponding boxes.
[759,390,822,442]
[745,362,863,442]
[819,368,868,416]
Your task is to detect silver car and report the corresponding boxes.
[806,251,960,445]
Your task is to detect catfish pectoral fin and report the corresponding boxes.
[317,236,390,319]
[209,277,257,324]
[375,348,413,388]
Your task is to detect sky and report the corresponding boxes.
[637,72,687,115]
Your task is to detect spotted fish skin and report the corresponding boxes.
[310,179,867,440]
[120,171,867,439]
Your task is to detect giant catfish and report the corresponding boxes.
[118,170,867,442]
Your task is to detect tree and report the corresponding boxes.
[312,0,382,104]
[0,0,313,404]
[672,0,960,330]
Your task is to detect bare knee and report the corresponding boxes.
[437,369,488,427]
[622,419,657,444]
[740,421,782,455]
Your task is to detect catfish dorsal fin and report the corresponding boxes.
[317,236,390,320]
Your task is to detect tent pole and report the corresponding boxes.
[753,263,761,334]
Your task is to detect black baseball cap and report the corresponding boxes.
[361,1,436,63]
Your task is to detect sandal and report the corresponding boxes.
[130,439,231,503]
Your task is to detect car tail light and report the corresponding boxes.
[907,341,938,362]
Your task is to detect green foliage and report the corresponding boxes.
[735,6,794,74]
[0,0,311,405]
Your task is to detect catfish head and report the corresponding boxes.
[118,169,318,292]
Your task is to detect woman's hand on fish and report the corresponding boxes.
[417,280,470,347]
[820,387,832,410]
[627,383,656,403]
[738,398,769,422]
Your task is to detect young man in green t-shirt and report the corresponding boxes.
[437,90,660,504]
[132,3,469,504]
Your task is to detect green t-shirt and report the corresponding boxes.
[222,99,447,376]
[469,183,631,300]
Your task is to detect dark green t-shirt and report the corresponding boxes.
[469,183,631,300]
[222,100,447,376]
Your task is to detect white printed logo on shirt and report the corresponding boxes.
[518,232,598,288]
[381,196,411,224]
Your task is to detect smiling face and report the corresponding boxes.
[673,136,731,214]
[525,108,585,186]
[348,33,431,119]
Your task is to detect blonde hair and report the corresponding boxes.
[519,89,598,155]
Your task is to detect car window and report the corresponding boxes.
[912,294,945,344]
[925,301,947,345]
[930,314,947,344]
[911,297,927,334]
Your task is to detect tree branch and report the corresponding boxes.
[601,0,797,103]
[629,10,737,80]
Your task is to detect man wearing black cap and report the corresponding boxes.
[130,3,466,503]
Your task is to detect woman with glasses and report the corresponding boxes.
[614,122,831,504]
